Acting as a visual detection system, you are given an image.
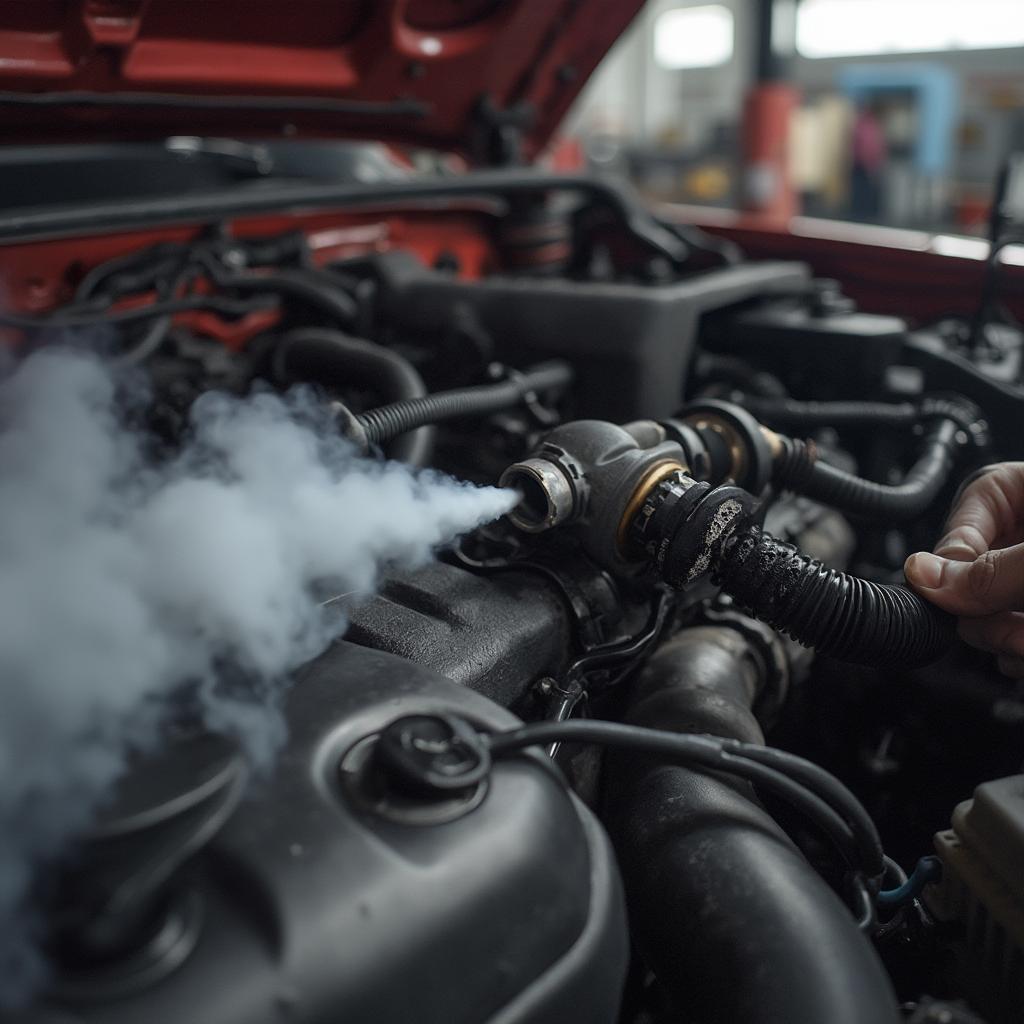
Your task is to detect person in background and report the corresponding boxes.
[906,464,1024,678]
[850,97,888,221]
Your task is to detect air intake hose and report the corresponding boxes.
[603,626,901,1024]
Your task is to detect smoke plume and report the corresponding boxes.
[0,347,516,1005]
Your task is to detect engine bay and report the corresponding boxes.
[3,172,1024,1024]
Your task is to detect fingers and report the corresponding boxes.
[957,612,1024,677]
[935,463,1024,560]
[958,611,1024,658]
[904,541,1024,616]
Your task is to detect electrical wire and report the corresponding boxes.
[484,718,884,882]
[0,292,278,331]
[877,856,942,908]
[562,587,675,694]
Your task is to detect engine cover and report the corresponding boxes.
[30,643,627,1024]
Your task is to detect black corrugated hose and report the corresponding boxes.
[713,527,954,666]
[356,361,573,447]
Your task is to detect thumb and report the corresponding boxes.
[905,542,1024,616]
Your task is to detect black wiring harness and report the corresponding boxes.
[372,713,930,933]
[3,231,365,364]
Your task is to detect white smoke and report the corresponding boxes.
[0,348,516,1005]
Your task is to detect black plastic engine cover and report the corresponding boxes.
[28,643,627,1024]
[344,561,575,707]
[375,254,810,421]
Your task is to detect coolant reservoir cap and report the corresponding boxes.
[373,714,492,797]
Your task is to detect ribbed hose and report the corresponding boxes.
[714,527,954,666]
[272,328,433,465]
[774,418,961,521]
[357,361,573,447]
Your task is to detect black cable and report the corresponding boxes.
[75,243,188,302]
[485,719,882,880]
[724,741,884,875]
[196,253,359,327]
[564,587,675,689]
[111,265,200,366]
[356,361,573,446]
[0,292,278,331]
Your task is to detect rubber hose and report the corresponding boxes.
[774,418,960,521]
[210,265,359,326]
[603,627,900,1024]
[605,768,901,1024]
[714,527,954,666]
[743,395,919,429]
[272,328,433,465]
[357,361,573,446]
[740,395,982,434]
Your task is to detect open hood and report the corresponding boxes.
[0,0,645,163]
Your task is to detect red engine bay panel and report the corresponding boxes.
[0,0,645,160]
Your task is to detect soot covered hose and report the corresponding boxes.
[713,527,953,666]
[633,479,954,667]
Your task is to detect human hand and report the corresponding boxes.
[904,463,1024,677]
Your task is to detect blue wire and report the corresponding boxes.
[877,855,943,907]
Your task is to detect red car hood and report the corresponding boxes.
[0,0,645,162]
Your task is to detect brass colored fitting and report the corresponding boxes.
[687,414,748,486]
[760,425,784,459]
[616,460,687,553]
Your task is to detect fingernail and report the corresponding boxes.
[934,537,978,561]
[906,552,945,589]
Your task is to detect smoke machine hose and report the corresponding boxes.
[714,527,954,666]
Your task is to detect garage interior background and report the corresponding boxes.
[562,0,1024,236]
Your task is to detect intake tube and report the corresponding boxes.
[603,627,901,1024]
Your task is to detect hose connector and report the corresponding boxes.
[500,419,689,569]
[499,456,580,533]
